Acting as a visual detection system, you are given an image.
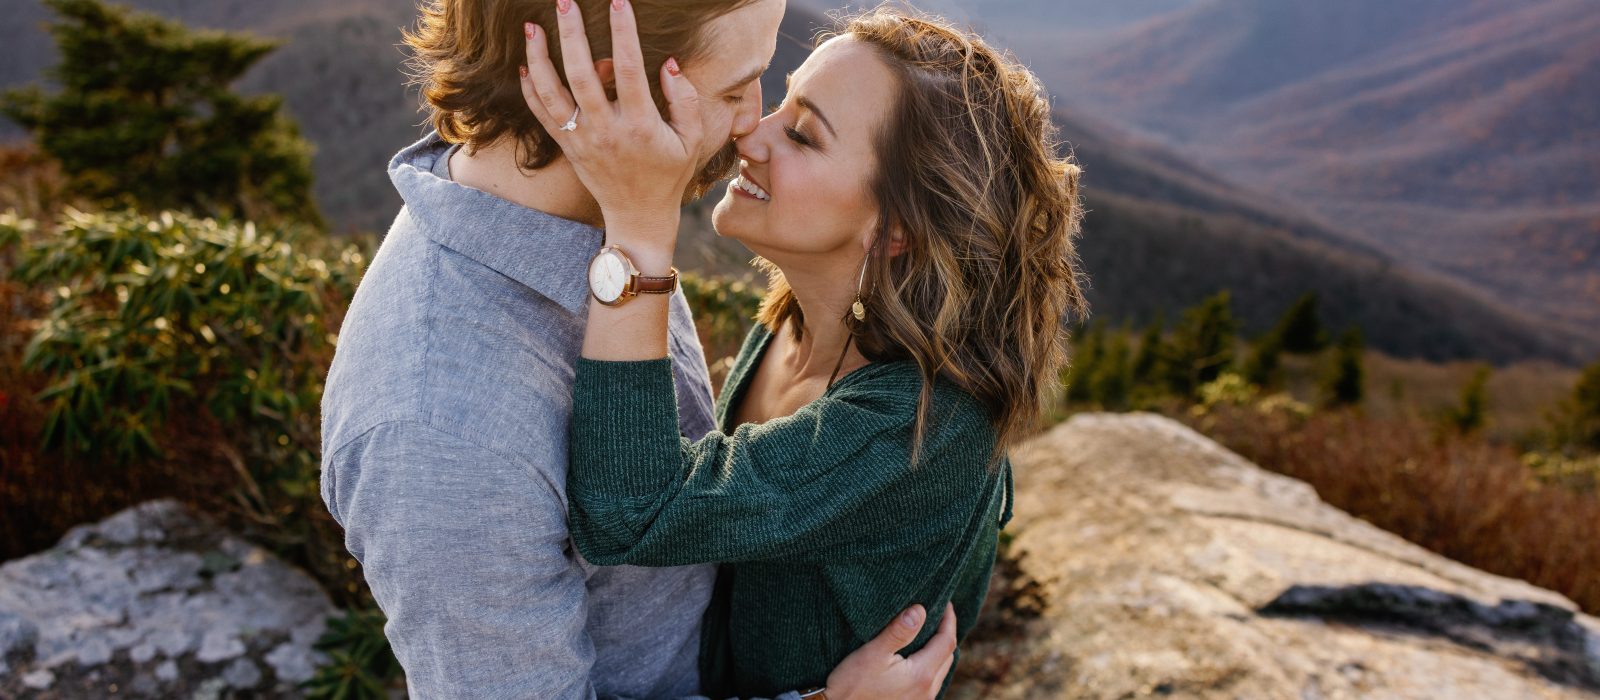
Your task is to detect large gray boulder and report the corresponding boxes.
[952,412,1600,699]
[0,499,336,698]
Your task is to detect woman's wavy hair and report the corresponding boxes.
[755,5,1091,468]
[403,0,757,169]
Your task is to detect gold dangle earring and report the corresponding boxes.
[851,255,868,322]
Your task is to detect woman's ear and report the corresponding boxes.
[883,224,909,258]
[863,222,910,259]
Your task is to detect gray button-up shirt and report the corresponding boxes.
[320,132,720,699]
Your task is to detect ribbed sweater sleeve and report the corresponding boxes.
[566,356,990,568]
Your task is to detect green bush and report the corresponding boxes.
[303,607,402,700]
[4,207,367,576]
[680,271,764,381]
[4,205,396,693]
[12,208,356,464]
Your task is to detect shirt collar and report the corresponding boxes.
[387,131,603,315]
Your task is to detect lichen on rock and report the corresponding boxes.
[0,499,337,698]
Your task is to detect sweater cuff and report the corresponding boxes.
[570,356,685,500]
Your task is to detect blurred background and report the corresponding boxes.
[1,0,1596,697]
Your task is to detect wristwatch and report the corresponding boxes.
[797,688,829,700]
[587,244,678,307]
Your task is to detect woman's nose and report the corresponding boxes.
[735,112,777,164]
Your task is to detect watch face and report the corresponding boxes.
[589,248,629,304]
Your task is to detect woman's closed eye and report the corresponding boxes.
[784,125,813,147]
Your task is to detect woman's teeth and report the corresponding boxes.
[731,174,770,201]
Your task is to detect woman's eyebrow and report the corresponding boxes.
[781,72,836,138]
[796,96,836,138]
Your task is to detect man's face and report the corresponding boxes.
[677,0,786,201]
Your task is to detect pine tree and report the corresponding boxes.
[1242,328,1285,389]
[1553,358,1600,450]
[1131,315,1166,389]
[1321,326,1365,407]
[1276,292,1329,354]
[1446,365,1491,434]
[1,0,321,226]
[1167,291,1239,397]
[1065,320,1105,404]
[1091,329,1133,411]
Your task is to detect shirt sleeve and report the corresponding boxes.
[323,421,598,700]
[567,357,989,569]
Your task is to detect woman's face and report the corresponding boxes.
[711,36,896,264]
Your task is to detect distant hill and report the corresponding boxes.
[793,0,1200,36]
[690,7,1600,365]
[1054,108,1597,365]
[1036,0,1600,343]
[4,0,1594,364]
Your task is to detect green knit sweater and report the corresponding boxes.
[568,322,1013,698]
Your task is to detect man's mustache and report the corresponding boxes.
[686,139,741,203]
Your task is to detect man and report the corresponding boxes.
[319,0,956,697]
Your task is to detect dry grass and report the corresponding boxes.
[1181,404,1600,615]
[1268,348,1580,446]
[1355,352,1579,446]
[0,142,71,222]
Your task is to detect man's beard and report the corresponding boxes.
[683,139,741,204]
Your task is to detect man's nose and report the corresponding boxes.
[734,115,774,164]
[730,80,763,139]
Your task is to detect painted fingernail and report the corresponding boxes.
[665,57,681,77]
[557,0,571,15]
[524,22,535,40]
[612,0,625,11]
[519,65,528,77]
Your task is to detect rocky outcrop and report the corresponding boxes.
[952,412,1600,699]
[0,499,336,698]
[7,414,1598,699]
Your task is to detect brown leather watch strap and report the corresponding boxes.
[633,267,679,295]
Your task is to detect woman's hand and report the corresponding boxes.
[518,0,705,247]
[824,603,959,700]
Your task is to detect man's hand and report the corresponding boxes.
[823,603,958,700]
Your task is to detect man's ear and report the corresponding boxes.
[594,58,615,91]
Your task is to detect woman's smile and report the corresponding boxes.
[730,165,771,201]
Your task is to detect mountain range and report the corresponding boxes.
[3,0,1595,364]
[931,0,1599,355]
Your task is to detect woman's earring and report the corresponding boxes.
[851,256,868,322]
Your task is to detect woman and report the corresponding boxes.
[520,3,1088,697]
